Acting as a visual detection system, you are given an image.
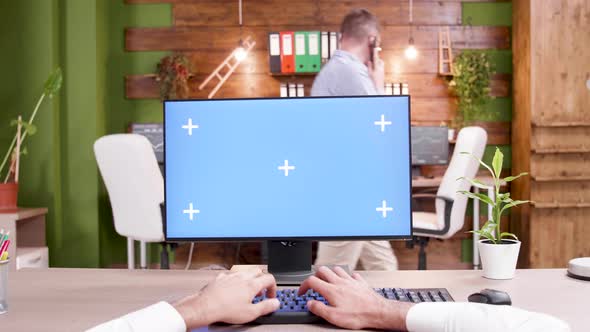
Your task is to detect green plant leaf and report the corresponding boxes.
[492,147,503,178]
[9,119,36,135]
[44,67,63,98]
[457,176,489,189]
[458,190,495,206]
[503,172,528,182]
[500,232,519,241]
[500,200,530,214]
[470,229,497,244]
[480,220,497,234]
[460,152,495,178]
[499,192,513,203]
[22,123,37,136]
[21,147,28,155]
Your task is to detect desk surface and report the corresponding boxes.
[0,268,587,331]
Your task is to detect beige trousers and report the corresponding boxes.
[315,241,398,271]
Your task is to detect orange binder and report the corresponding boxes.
[280,31,295,73]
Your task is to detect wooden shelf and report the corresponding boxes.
[269,72,317,77]
[532,147,590,154]
[532,202,590,209]
[532,175,590,182]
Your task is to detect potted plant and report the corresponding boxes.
[458,148,530,279]
[447,51,495,130]
[0,68,62,209]
[156,54,192,100]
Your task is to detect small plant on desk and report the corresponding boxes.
[458,147,530,280]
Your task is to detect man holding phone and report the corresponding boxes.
[312,8,384,96]
[311,9,397,271]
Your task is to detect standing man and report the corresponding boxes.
[311,9,398,271]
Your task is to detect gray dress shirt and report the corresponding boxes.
[311,50,379,96]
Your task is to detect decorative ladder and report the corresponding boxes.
[198,36,256,99]
[438,27,453,76]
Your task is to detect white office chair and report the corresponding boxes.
[94,134,166,269]
[410,126,488,269]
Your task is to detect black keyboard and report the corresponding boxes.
[252,287,454,324]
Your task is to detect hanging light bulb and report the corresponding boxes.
[234,39,247,61]
[233,0,248,61]
[404,0,418,60]
[404,37,418,60]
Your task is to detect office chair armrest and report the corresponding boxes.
[414,187,438,194]
[412,195,454,236]
[412,193,454,204]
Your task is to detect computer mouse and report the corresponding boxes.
[468,289,512,305]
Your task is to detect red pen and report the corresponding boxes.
[0,239,10,258]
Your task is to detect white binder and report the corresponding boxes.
[329,32,338,58]
[321,31,329,63]
[288,83,297,97]
[280,83,288,97]
[296,84,305,97]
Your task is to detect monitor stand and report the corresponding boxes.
[267,240,314,285]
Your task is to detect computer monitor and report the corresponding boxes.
[411,126,449,166]
[164,96,412,284]
[130,123,164,163]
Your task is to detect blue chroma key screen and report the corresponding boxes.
[164,96,412,240]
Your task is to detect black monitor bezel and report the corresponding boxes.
[163,95,413,242]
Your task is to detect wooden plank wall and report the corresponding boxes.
[124,0,512,269]
[512,0,590,268]
[124,0,511,140]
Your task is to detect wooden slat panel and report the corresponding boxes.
[172,1,461,27]
[532,126,590,152]
[531,181,590,205]
[532,202,590,208]
[470,121,511,145]
[126,71,509,101]
[531,0,590,125]
[531,153,590,179]
[125,74,455,121]
[532,175,590,182]
[530,207,590,268]
[125,75,160,99]
[126,26,510,51]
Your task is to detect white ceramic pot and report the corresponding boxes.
[478,239,521,280]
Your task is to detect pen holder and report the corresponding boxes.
[0,259,8,314]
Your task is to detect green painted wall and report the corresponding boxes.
[463,2,513,26]
[0,1,64,265]
[0,0,109,267]
[0,0,169,267]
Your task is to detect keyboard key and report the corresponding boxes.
[418,291,433,302]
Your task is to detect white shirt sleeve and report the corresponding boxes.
[86,301,187,332]
[406,302,570,332]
